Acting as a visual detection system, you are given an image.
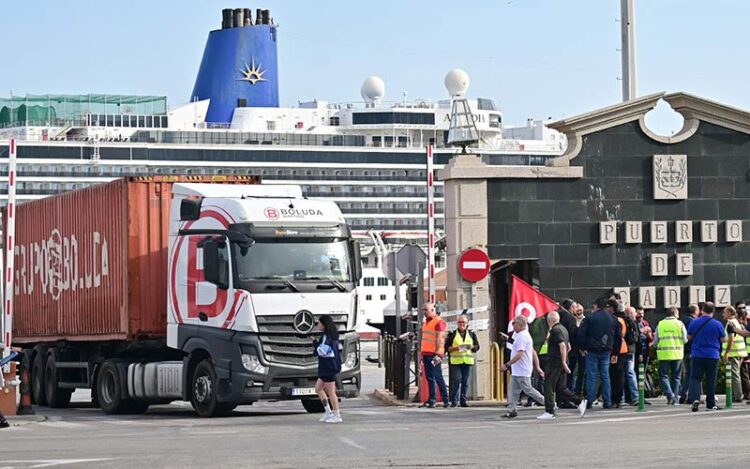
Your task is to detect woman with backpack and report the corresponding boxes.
[314,314,343,424]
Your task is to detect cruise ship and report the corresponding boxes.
[0,8,563,324]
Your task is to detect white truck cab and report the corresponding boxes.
[131,183,362,416]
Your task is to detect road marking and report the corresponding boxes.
[37,421,87,428]
[2,459,112,468]
[339,437,366,450]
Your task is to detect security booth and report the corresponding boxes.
[440,92,750,400]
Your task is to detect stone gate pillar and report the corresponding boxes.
[439,154,491,400]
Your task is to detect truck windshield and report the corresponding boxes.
[234,239,352,283]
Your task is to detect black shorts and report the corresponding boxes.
[318,375,336,383]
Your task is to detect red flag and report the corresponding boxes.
[508,275,558,332]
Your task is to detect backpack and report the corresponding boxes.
[624,317,638,346]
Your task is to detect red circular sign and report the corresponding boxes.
[264,207,280,220]
[458,248,490,283]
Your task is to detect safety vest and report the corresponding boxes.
[656,317,685,361]
[539,333,549,355]
[449,330,475,365]
[722,319,748,358]
[617,317,628,354]
[421,317,445,355]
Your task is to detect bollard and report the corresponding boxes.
[725,362,733,409]
[637,363,645,412]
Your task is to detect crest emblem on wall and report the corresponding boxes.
[653,154,687,200]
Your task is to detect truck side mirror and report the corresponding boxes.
[201,238,230,289]
[351,240,362,282]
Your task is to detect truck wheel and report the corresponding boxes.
[31,353,48,406]
[301,399,325,413]
[97,360,126,414]
[44,351,72,408]
[190,359,228,417]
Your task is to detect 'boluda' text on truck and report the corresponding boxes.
[8,176,362,417]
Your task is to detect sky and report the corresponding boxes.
[2,0,749,134]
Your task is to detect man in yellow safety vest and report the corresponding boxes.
[722,305,748,403]
[653,307,688,405]
[445,314,480,407]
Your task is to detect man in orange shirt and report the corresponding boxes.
[420,302,449,408]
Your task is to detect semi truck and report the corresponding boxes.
[7,176,362,417]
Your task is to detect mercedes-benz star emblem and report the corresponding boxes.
[293,310,315,334]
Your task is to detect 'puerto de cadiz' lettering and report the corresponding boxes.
[14,229,109,300]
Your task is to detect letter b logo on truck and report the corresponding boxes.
[169,207,248,329]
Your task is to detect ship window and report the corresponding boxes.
[146,116,153,128]
[363,277,374,287]
[114,115,122,127]
[138,116,146,128]
[106,115,114,127]
[365,295,372,301]
[266,121,276,131]
[377,278,389,286]
[329,116,340,126]
[380,294,387,301]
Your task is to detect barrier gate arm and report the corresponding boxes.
[2,139,17,374]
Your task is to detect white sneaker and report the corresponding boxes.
[578,400,588,418]
[319,411,332,422]
[536,412,555,420]
[325,414,343,424]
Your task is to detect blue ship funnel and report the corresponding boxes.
[191,8,279,123]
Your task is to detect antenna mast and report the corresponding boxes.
[621,0,637,101]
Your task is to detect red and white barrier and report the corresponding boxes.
[2,139,17,371]
[426,144,436,304]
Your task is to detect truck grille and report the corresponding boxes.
[256,314,348,366]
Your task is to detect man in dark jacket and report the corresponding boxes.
[579,297,621,409]
[445,315,480,407]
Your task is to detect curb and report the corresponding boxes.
[373,389,508,408]
[6,415,47,427]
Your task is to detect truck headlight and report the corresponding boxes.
[341,350,358,372]
[242,354,268,374]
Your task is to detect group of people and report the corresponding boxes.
[503,293,750,419]
[415,293,750,422]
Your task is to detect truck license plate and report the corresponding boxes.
[291,387,317,396]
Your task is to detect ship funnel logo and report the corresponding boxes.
[238,57,268,85]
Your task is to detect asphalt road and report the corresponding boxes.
[3,363,750,469]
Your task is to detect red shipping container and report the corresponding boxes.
[6,175,259,343]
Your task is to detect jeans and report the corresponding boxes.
[568,353,586,395]
[422,355,449,405]
[623,354,639,403]
[658,359,682,400]
[586,351,612,407]
[544,360,582,414]
[507,375,544,413]
[689,357,718,409]
[728,357,743,402]
[679,353,692,400]
[610,353,626,405]
[449,363,472,405]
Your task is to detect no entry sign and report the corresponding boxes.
[458,248,490,283]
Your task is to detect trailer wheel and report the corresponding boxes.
[190,359,229,417]
[301,399,325,413]
[31,353,48,406]
[44,350,72,408]
[97,360,126,414]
